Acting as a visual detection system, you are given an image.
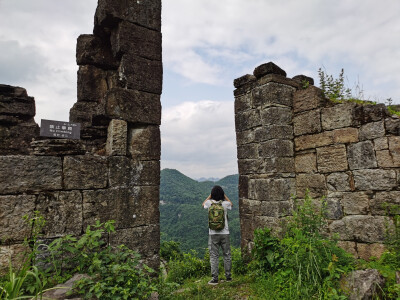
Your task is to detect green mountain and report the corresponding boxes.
[160,168,240,256]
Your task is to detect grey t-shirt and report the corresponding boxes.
[203,199,232,235]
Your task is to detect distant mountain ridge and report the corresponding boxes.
[196,177,220,182]
[160,168,240,255]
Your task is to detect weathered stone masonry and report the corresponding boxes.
[0,0,162,273]
[235,62,399,260]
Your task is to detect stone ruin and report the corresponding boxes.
[234,62,400,260]
[1,0,399,276]
[0,0,162,272]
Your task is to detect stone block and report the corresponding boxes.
[110,21,161,61]
[353,103,389,124]
[36,191,83,237]
[341,192,370,215]
[30,139,85,156]
[0,194,36,242]
[258,201,292,217]
[260,106,292,125]
[253,62,286,78]
[109,225,160,269]
[337,241,357,256]
[353,169,397,191]
[374,137,388,150]
[239,175,249,199]
[95,0,162,32]
[237,144,258,159]
[293,86,325,113]
[0,84,28,97]
[293,109,321,136]
[317,144,348,173]
[252,83,295,108]
[240,198,261,216]
[376,150,395,168]
[235,109,261,132]
[238,159,262,175]
[327,172,352,192]
[258,139,293,158]
[370,191,400,215]
[236,130,255,146]
[77,65,116,102]
[347,141,377,170]
[332,127,359,144]
[295,152,317,173]
[329,215,390,243]
[292,75,314,85]
[260,157,295,173]
[234,80,257,97]
[76,34,118,69]
[0,121,39,155]
[109,156,160,187]
[359,121,385,141]
[233,74,256,88]
[254,216,286,238]
[128,125,160,160]
[389,136,400,163]
[357,243,386,260]
[0,95,35,117]
[325,197,343,220]
[294,131,334,151]
[83,186,159,230]
[106,119,127,156]
[254,125,293,142]
[234,92,253,114]
[0,244,29,275]
[63,155,108,189]
[341,269,385,300]
[69,101,102,127]
[385,117,400,135]
[257,74,299,89]
[105,88,161,125]
[248,178,295,202]
[118,54,162,94]
[321,103,356,130]
[376,137,400,167]
[0,156,62,194]
[296,174,327,198]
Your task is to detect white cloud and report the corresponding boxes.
[163,0,400,101]
[161,101,237,178]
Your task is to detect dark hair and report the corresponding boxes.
[211,185,225,201]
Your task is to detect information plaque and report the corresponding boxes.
[40,119,81,139]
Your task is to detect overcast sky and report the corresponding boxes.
[1,0,400,179]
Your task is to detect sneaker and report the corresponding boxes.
[208,278,218,285]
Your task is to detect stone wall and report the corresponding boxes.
[235,62,399,260]
[0,0,162,273]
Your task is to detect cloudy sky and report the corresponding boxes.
[1,0,400,179]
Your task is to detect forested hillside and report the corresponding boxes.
[160,168,239,255]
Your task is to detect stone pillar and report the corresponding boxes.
[234,62,299,253]
[70,0,162,269]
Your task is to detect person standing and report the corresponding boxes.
[202,185,233,285]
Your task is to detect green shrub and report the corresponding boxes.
[318,68,352,101]
[160,241,183,262]
[231,247,247,276]
[250,192,354,299]
[166,250,209,284]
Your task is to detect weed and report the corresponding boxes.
[318,67,352,101]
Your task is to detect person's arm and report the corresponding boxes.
[202,194,211,207]
[224,194,233,207]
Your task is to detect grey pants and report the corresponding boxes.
[208,234,232,280]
